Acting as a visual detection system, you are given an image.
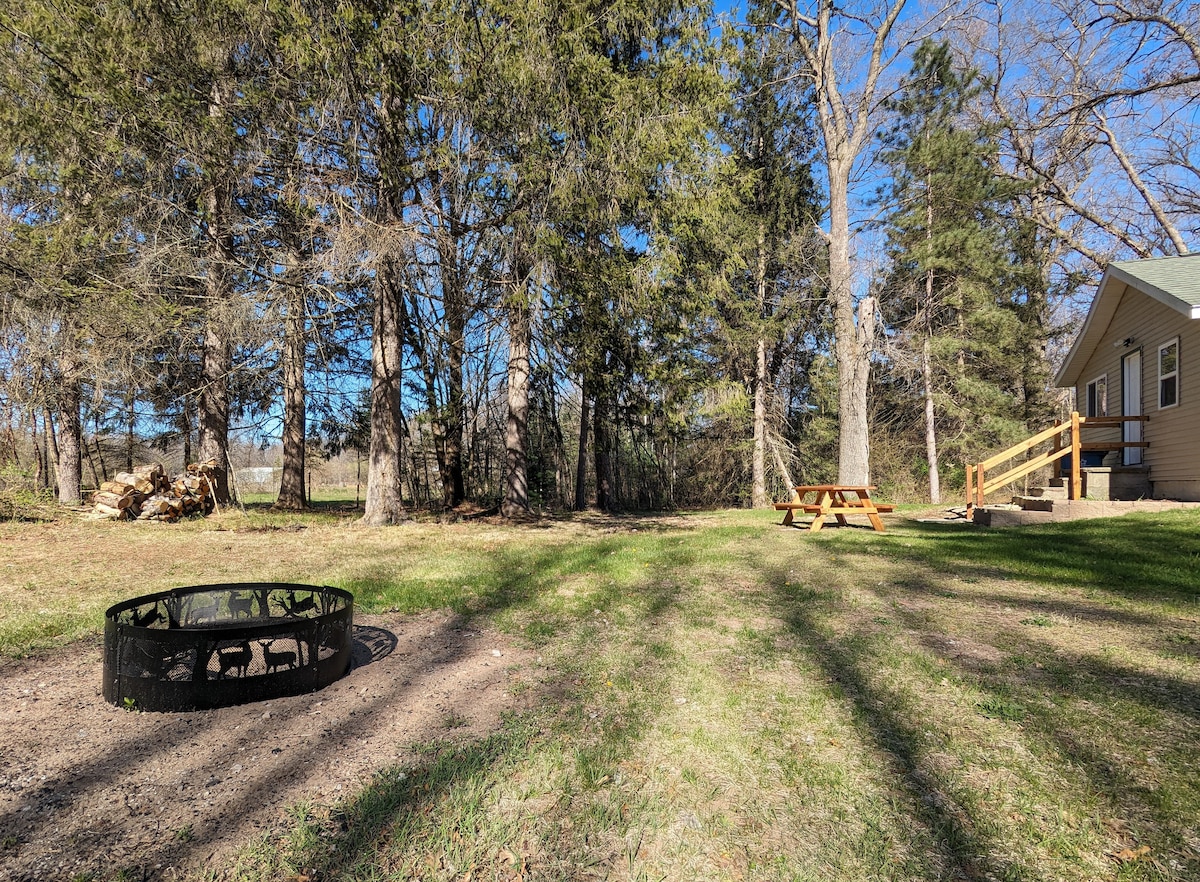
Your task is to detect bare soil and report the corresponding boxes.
[0,611,536,882]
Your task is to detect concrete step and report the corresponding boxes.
[974,498,1200,527]
[1012,496,1055,511]
[1028,485,1069,500]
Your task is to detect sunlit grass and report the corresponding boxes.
[2,506,1198,879]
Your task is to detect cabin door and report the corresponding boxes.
[1122,350,1143,466]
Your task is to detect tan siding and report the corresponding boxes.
[1072,282,1200,492]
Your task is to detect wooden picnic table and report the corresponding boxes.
[773,484,894,532]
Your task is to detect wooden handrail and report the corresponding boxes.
[977,421,1066,471]
[966,412,1147,514]
[982,446,1070,496]
[1077,415,1149,427]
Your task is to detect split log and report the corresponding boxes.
[92,491,137,511]
[138,496,172,517]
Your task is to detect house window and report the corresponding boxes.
[1085,375,1107,417]
[1159,338,1179,409]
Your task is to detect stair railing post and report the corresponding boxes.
[965,462,973,514]
[976,463,985,508]
[1070,411,1082,500]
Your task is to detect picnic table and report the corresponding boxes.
[773,484,894,532]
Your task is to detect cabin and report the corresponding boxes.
[1054,254,1200,501]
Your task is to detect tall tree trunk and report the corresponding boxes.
[83,439,101,491]
[361,254,409,525]
[443,261,467,507]
[180,399,192,469]
[197,82,233,504]
[43,407,59,489]
[125,387,136,472]
[752,225,769,507]
[55,381,82,505]
[829,161,874,485]
[36,410,50,487]
[276,262,308,510]
[502,284,531,518]
[922,181,940,505]
[922,334,941,504]
[32,413,46,488]
[574,374,590,510]
[93,424,109,484]
[593,387,615,512]
[785,0,906,486]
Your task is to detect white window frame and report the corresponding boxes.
[1085,374,1108,418]
[1158,337,1179,409]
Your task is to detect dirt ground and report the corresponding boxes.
[0,611,537,882]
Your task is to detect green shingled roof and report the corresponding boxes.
[1108,254,1200,311]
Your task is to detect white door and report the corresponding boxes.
[1123,350,1143,466]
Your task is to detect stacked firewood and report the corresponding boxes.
[86,461,218,522]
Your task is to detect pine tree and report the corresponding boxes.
[723,0,823,507]
[878,39,1029,502]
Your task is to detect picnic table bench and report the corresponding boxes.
[773,484,894,532]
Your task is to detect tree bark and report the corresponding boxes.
[829,161,873,485]
[276,262,308,510]
[923,178,940,505]
[752,226,769,507]
[196,81,233,505]
[593,388,615,512]
[442,254,467,508]
[574,374,591,511]
[502,286,531,518]
[43,407,59,488]
[55,380,82,505]
[922,334,940,504]
[786,0,907,486]
[361,254,409,525]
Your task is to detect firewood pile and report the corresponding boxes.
[85,461,218,522]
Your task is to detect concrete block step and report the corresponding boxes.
[1012,496,1055,511]
[1028,485,1069,500]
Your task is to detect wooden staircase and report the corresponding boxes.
[966,412,1149,522]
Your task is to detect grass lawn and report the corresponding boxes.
[1,506,1198,881]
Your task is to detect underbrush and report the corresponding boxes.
[0,464,58,522]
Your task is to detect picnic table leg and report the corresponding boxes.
[781,507,795,527]
[832,491,849,526]
[854,490,885,532]
[808,513,826,532]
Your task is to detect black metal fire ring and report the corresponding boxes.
[103,582,354,712]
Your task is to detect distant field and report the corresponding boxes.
[235,485,364,507]
[1,507,1197,881]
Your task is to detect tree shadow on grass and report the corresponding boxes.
[891,512,1200,606]
[839,541,1200,877]
[766,564,1019,882]
[225,539,697,879]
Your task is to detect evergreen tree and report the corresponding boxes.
[877,39,1030,502]
[722,1,823,506]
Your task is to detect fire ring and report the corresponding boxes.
[103,582,354,712]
